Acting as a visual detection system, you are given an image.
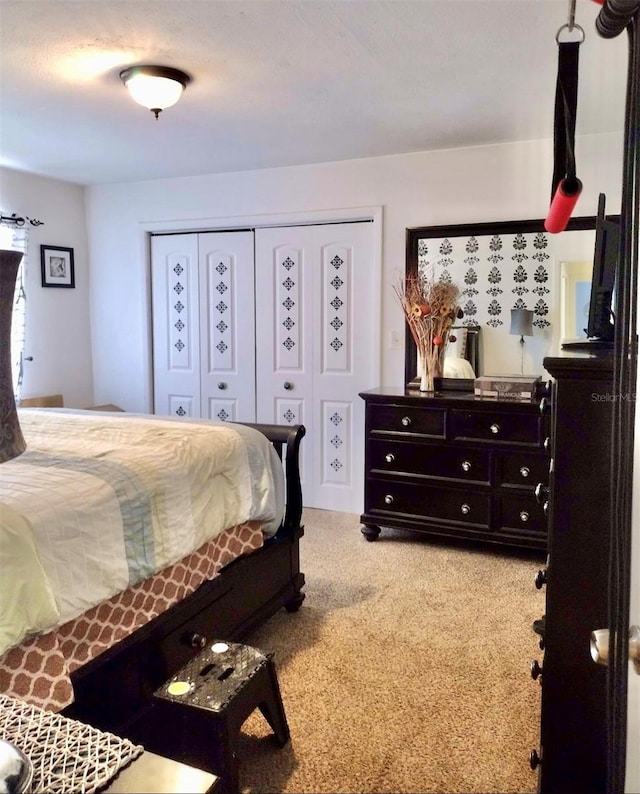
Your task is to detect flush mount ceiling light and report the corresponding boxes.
[119,65,191,119]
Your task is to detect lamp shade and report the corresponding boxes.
[510,308,534,337]
[120,66,191,118]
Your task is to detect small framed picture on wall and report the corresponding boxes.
[41,245,75,288]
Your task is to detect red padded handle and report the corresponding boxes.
[544,177,583,233]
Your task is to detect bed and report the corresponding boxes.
[0,408,305,739]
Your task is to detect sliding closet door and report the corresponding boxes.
[151,234,201,417]
[255,222,376,512]
[151,230,256,422]
[198,231,255,422]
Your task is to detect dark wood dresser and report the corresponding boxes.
[531,351,614,792]
[359,388,550,551]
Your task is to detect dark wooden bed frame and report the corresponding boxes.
[63,423,306,743]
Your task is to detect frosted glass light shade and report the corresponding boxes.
[120,66,190,118]
[126,74,183,109]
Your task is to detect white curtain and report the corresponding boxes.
[0,221,29,400]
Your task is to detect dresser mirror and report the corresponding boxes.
[404,215,602,387]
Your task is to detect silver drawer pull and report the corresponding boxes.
[544,436,551,452]
[384,494,394,505]
[520,466,530,478]
[461,460,472,472]
[520,511,530,522]
[539,397,550,415]
[534,483,549,503]
[401,416,412,427]
[534,569,547,589]
[187,632,207,649]
[490,423,500,435]
[385,453,395,464]
[461,503,470,515]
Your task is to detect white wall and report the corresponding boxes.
[86,132,623,412]
[2,135,622,414]
[0,167,93,408]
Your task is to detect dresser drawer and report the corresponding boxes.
[497,492,547,534]
[367,438,490,483]
[451,408,542,446]
[496,451,550,487]
[360,389,549,551]
[367,404,445,437]
[155,587,236,676]
[366,477,490,527]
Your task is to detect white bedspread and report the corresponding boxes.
[0,410,284,655]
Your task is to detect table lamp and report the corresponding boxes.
[510,308,534,375]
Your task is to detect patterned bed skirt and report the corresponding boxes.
[0,521,264,712]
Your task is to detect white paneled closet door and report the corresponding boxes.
[151,234,201,418]
[151,231,256,423]
[255,222,376,512]
[198,231,255,423]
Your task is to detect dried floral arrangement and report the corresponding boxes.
[395,271,463,390]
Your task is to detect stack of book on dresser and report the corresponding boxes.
[474,375,541,400]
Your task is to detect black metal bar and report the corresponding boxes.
[596,0,640,38]
[0,213,44,227]
[605,9,640,794]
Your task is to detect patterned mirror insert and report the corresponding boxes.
[406,217,599,383]
[417,231,551,330]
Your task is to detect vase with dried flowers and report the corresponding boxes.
[395,271,462,392]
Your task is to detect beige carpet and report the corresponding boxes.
[239,508,546,793]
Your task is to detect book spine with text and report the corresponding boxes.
[474,388,533,400]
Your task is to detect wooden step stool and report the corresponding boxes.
[153,641,289,794]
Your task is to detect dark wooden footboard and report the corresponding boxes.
[241,422,305,536]
[64,424,306,737]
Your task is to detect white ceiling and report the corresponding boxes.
[0,0,629,186]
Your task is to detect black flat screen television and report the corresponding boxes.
[562,193,619,351]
